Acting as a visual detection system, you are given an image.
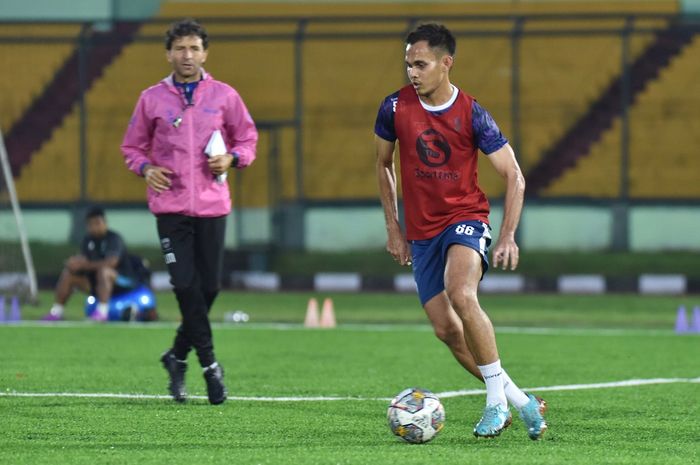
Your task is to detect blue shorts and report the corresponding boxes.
[410,220,492,305]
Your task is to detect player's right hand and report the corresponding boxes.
[143,165,173,193]
[386,230,412,266]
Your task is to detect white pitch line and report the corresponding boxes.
[435,376,700,399]
[1,377,697,402]
[0,321,682,337]
[0,392,379,402]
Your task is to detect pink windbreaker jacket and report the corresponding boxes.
[121,72,258,217]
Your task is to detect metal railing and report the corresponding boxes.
[2,12,700,249]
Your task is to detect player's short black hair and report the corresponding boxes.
[405,23,456,57]
[165,18,209,50]
[85,206,105,220]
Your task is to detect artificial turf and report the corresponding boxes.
[1,292,698,464]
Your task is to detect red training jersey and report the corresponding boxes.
[394,85,490,240]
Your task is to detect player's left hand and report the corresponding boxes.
[208,154,234,175]
[492,236,519,271]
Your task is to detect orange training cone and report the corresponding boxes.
[304,297,320,328]
[320,298,336,328]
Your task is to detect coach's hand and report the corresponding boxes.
[386,227,412,267]
[143,164,173,193]
[492,235,519,271]
[208,153,234,176]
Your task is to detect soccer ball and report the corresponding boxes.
[387,388,445,444]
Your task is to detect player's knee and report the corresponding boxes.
[203,284,220,296]
[445,286,478,314]
[95,266,113,281]
[173,285,199,312]
[203,289,219,308]
[173,282,197,297]
[60,266,76,279]
[433,322,463,347]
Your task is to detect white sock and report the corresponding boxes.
[96,302,109,316]
[203,361,219,372]
[49,303,64,317]
[502,370,531,410]
[478,360,507,407]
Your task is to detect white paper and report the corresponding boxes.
[204,129,228,184]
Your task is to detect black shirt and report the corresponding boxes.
[80,230,134,278]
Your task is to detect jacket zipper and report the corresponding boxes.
[188,104,195,215]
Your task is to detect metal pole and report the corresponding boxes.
[0,128,38,302]
[294,20,307,202]
[620,17,632,203]
[284,19,308,250]
[235,164,243,247]
[612,16,633,251]
[268,127,281,247]
[510,16,523,162]
[78,24,88,204]
[510,17,524,246]
[69,24,91,245]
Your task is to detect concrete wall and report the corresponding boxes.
[0,0,161,21]
[630,206,700,251]
[681,0,700,14]
[4,203,699,252]
[163,0,674,4]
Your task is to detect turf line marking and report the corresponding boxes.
[3,321,682,336]
[435,376,700,399]
[1,377,697,402]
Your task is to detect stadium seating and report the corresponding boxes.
[9,1,682,203]
[0,24,79,133]
[3,25,80,200]
[627,33,700,198]
[545,33,700,198]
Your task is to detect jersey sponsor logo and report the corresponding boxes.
[164,253,176,265]
[416,129,451,167]
[414,168,460,181]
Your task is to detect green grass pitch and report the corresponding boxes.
[1,291,699,464]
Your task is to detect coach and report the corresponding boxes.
[121,19,258,404]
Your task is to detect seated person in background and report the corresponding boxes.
[43,206,136,321]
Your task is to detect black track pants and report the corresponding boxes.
[157,214,226,367]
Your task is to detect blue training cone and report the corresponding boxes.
[691,306,700,333]
[675,305,688,334]
[0,296,5,323]
[9,296,21,322]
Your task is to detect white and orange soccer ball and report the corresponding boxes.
[387,387,445,444]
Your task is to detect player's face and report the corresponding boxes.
[167,35,208,82]
[86,216,107,238]
[405,41,452,98]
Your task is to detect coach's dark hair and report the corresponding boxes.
[165,18,209,50]
[85,206,105,220]
[405,23,456,56]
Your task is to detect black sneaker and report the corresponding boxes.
[203,363,227,405]
[160,350,187,402]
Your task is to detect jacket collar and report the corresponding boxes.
[162,69,211,89]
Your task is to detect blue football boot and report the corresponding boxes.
[473,403,512,438]
[519,394,548,440]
